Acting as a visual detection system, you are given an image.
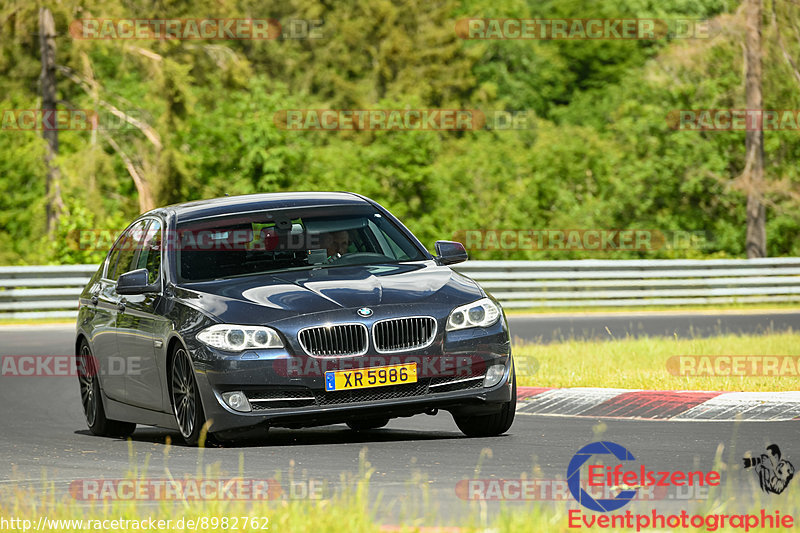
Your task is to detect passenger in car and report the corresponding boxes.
[321,230,350,259]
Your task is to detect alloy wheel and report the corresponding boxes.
[171,348,197,439]
[78,344,97,427]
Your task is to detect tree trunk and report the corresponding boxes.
[744,0,766,258]
[39,7,63,235]
[103,134,156,213]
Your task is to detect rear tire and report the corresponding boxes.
[346,418,390,431]
[453,372,516,437]
[77,340,136,438]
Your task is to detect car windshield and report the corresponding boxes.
[174,205,426,282]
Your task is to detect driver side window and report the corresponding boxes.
[135,220,162,285]
[107,220,148,281]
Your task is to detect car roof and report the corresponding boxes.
[162,192,371,222]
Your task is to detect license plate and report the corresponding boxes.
[325,363,417,392]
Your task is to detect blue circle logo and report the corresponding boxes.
[567,441,638,512]
[357,307,373,317]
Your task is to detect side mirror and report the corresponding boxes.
[434,240,468,265]
[117,268,156,295]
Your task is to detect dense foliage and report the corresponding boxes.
[1,0,798,264]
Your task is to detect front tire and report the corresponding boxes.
[170,347,207,446]
[453,372,516,437]
[77,341,136,438]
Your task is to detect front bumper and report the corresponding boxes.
[189,322,512,433]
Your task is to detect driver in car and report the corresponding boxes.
[320,230,351,261]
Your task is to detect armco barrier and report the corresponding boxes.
[0,259,799,319]
[455,258,800,308]
[0,265,97,319]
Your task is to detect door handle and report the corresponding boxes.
[117,299,127,312]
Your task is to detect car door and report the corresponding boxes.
[89,263,122,402]
[94,220,148,402]
[114,218,167,411]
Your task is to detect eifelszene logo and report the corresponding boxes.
[568,441,638,512]
[566,441,796,531]
[567,441,721,512]
[743,444,795,495]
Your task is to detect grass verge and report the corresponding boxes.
[514,332,800,391]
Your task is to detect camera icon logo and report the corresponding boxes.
[743,444,795,495]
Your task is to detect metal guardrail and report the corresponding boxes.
[0,265,97,319]
[455,258,800,308]
[1,259,799,319]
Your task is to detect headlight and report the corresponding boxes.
[446,298,501,331]
[197,324,283,351]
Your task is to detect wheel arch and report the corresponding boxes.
[75,332,89,355]
[165,335,187,399]
[164,334,210,417]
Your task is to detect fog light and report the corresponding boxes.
[483,364,506,388]
[222,391,251,412]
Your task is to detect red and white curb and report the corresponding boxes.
[516,387,800,421]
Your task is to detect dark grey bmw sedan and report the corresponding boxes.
[76,192,515,445]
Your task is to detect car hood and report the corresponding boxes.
[175,261,484,323]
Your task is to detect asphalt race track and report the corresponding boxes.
[0,319,798,523]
